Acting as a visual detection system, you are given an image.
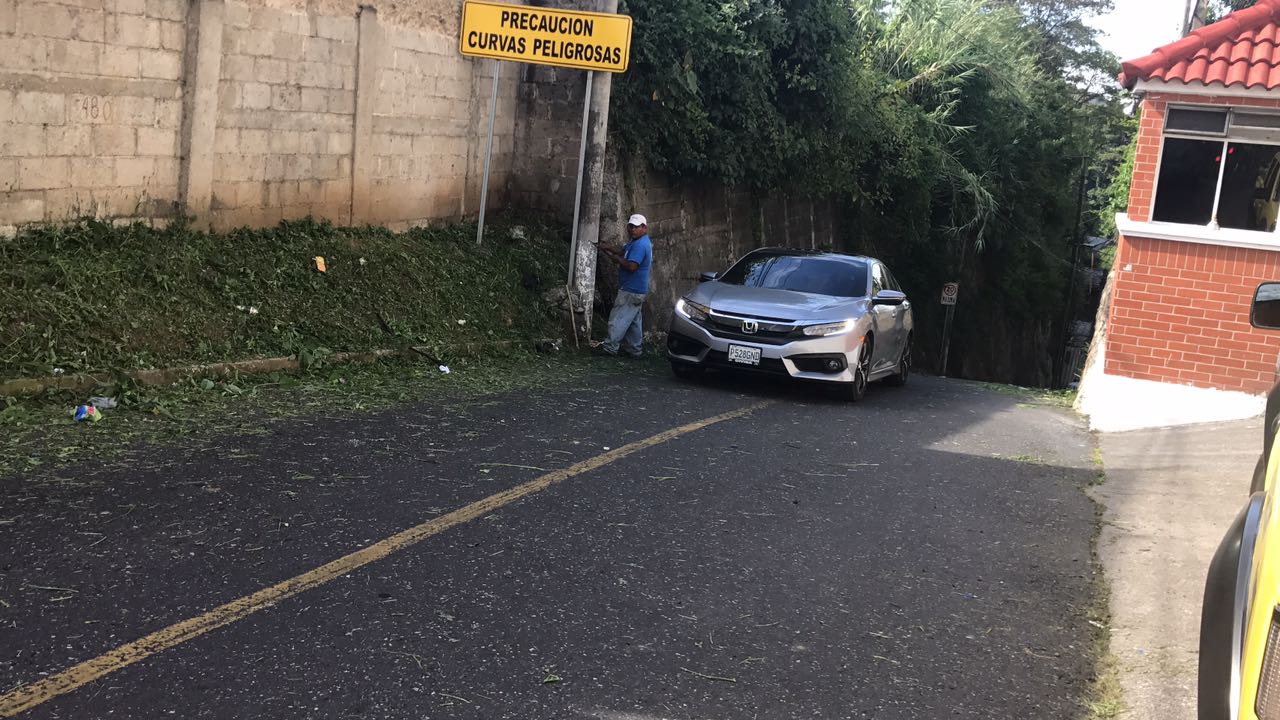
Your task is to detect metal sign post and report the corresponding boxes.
[475,60,500,245]
[940,282,958,377]
[567,71,594,287]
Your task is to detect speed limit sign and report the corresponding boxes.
[941,282,959,305]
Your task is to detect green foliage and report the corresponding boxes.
[0,217,567,380]
[1093,124,1137,240]
[613,0,868,193]
[1205,0,1260,25]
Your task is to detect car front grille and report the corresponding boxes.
[704,325,797,345]
[701,312,800,346]
[1259,608,1280,719]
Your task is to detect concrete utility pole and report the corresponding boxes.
[1184,0,1209,34]
[569,0,619,341]
[178,0,225,229]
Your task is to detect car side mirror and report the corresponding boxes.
[872,289,907,306]
[1253,282,1280,329]
[699,272,719,283]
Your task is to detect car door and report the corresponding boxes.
[868,263,896,371]
[883,265,911,354]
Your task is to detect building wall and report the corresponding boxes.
[0,0,516,232]
[1107,235,1280,393]
[1111,91,1280,394]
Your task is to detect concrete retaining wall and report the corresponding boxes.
[0,0,516,232]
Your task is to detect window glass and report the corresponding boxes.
[871,263,885,295]
[1218,142,1280,232]
[719,253,869,298]
[1152,137,1221,225]
[883,266,902,292]
[1233,112,1280,130]
[1166,107,1228,134]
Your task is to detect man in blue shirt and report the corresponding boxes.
[595,213,653,358]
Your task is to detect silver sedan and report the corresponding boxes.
[666,249,913,401]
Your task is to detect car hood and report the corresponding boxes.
[689,282,866,322]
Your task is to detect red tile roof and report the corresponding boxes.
[1120,0,1280,90]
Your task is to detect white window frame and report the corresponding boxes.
[1151,102,1280,233]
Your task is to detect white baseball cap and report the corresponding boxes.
[627,214,647,227]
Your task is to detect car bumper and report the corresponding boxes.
[666,312,863,383]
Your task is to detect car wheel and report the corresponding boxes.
[841,337,871,402]
[670,361,704,381]
[886,338,910,387]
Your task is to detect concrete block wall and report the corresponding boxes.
[1108,90,1280,395]
[0,0,520,232]
[510,63,587,217]
[0,0,187,230]
[209,2,358,229]
[367,24,516,229]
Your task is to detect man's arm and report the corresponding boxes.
[598,244,640,272]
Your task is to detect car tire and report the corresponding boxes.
[670,361,704,381]
[841,337,871,402]
[886,338,910,387]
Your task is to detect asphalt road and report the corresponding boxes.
[1,365,1099,719]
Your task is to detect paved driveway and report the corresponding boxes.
[2,370,1099,719]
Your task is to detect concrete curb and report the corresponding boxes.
[0,340,544,398]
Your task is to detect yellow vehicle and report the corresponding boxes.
[1200,282,1280,720]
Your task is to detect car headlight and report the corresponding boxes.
[676,298,710,323]
[802,320,855,337]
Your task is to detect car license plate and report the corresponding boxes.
[727,344,761,366]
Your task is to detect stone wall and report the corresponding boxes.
[598,155,838,332]
[0,0,517,232]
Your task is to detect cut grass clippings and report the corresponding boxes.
[1081,444,1125,720]
[0,349,660,481]
[967,380,1078,408]
[0,215,567,381]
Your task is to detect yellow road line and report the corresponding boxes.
[0,401,770,718]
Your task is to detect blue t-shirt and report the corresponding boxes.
[619,234,652,294]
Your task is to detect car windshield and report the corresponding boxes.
[718,253,868,298]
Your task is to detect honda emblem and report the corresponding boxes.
[742,320,758,334]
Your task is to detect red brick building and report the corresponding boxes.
[1106,0,1280,396]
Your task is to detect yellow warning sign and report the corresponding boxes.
[459,0,633,73]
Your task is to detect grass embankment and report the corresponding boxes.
[0,216,567,381]
[0,216,579,479]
